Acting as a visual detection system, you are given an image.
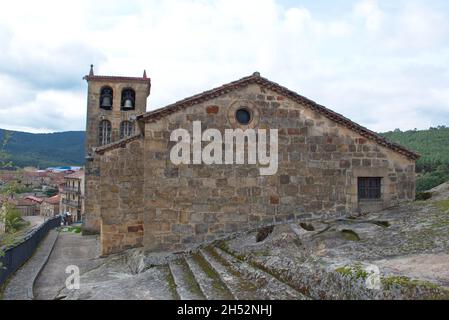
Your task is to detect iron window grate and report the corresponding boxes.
[358,177,382,200]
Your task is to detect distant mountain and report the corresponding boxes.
[0,129,85,168]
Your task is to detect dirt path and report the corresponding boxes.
[33,232,101,300]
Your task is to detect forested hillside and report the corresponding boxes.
[381,126,449,192]
[0,129,85,168]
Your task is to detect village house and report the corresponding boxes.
[21,171,49,188]
[0,194,40,216]
[1,196,25,216]
[40,194,60,218]
[1,169,67,194]
[60,169,85,223]
[82,67,419,255]
[14,198,38,216]
[23,195,43,215]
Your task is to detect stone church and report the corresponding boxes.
[82,65,419,256]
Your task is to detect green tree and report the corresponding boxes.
[0,130,12,168]
[0,131,14,268]
[382,126,449,192]
[2,180,19,197]
[0,202,22,233]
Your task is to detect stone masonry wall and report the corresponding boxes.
[84,79,148,234]
[99,138,144,255]
[141,83,415,252]
[84,157,101,234]
[40,202,59,218]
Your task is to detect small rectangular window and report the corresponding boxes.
[358,177,381,201]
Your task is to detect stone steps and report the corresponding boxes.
[169,257,206,300]
[199,248,265,300]
[163,264,181,300]
[185,252,235,300]
[167,245,310,300]
[213,247,309,300]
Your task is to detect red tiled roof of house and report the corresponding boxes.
[24,196,44,204]
[44,194,60,205]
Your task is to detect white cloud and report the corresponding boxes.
[0,89,85,133]
[396,2,448,50]
[283,8,312,33]
[353,0,383,31]
[0,0,448,133]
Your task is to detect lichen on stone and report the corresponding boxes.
[434,199,449,213]
[335,263,369,280]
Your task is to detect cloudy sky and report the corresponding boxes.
[0,0,448,133]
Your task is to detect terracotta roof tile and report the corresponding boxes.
[24,196,44,204]
[44,194,60,205]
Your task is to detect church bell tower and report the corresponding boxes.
[82,65,151,234]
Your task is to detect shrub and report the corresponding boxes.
[415,192,433,201]
[0,202,23,233]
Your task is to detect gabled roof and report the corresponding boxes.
[136,72,419,160]
[25,196,44,204]
[44,194,60,205]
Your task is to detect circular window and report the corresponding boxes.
[227,100,259,129]
[235,108,251,125]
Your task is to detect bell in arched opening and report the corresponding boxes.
[100,87,113,110]
[101,95,112,108]
[121,89,136,110]
[123,98,134,109]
